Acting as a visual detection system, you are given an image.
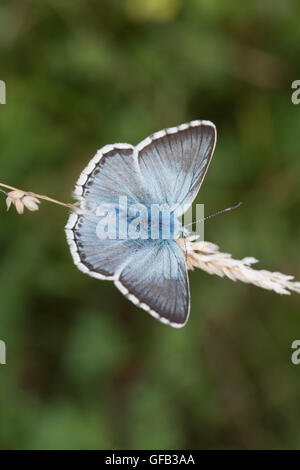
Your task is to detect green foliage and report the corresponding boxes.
[0,0,300,450]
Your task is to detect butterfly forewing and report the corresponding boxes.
[136,120,216,215]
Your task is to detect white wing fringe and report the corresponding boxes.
[177,239,300,295]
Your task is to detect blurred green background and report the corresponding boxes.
[0,0,300,450]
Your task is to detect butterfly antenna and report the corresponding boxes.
[184,202,243,228]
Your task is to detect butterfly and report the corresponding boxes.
[65,120,217,327]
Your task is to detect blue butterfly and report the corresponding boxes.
[65,120,217,327]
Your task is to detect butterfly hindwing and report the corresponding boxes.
[115,239,190,327]
[66,213,190,327]
[65,211,140,279]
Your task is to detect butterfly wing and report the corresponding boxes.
[66,143,156,284]
[73,143,148,206]
[65,211,139,280]
[66,212,189,326]
[115,239,190,327]
[136,120,216,215]
[72,120,216,213]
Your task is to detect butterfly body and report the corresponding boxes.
[65,120,216,327]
